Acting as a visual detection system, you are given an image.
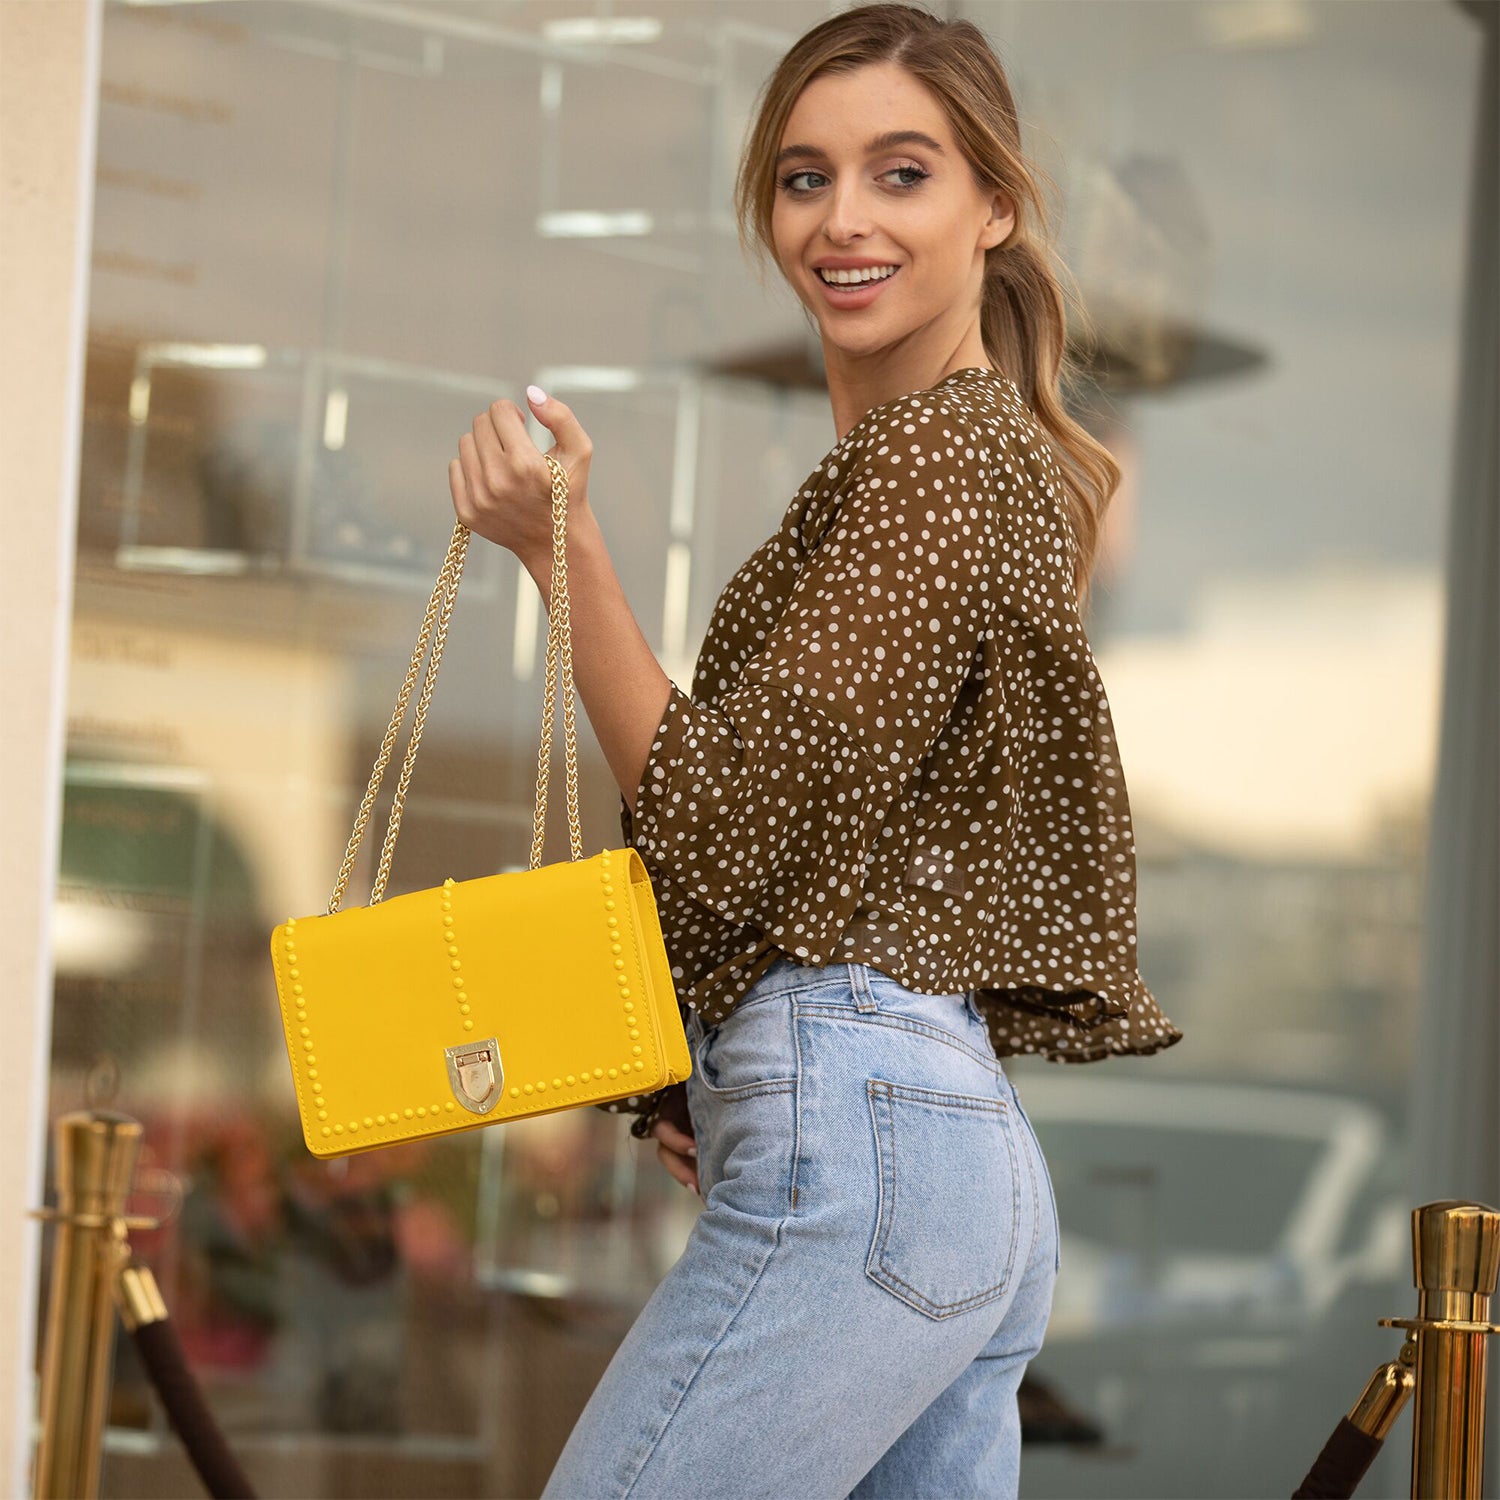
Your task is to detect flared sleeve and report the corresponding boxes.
[626,410,1001,962]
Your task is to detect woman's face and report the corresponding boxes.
[770,61,1011,365]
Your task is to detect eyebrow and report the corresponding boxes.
[774,129,947,168]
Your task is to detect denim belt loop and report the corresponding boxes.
[850,962,879,1013]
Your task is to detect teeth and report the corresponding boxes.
[818,265,898,285]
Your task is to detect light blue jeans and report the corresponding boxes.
[540,956,1060,1500]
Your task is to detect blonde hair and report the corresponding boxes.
[733,0,1120,615]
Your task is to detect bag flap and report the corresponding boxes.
[270,847,683,1156]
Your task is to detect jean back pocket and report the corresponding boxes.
[865,1079,1022,1320]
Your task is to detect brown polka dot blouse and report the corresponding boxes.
[600,365,1183,1140]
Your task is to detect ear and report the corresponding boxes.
[980,190,1016,252]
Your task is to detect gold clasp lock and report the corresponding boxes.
[445,1038,503,1115]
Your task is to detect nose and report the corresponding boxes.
[821,177,875,246]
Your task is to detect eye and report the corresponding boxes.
[777,168,825,193]
[885,164,930,189]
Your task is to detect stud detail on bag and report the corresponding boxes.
[605,853,640,1066]
[446,1037,503,1114]
[281,925,324,1127]
[441,878,475,1033]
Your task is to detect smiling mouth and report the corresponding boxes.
[816,265,901,286]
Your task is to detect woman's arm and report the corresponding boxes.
[450,390,673,821]
[517,504,673,823]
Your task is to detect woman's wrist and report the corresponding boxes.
[521,500,600,612]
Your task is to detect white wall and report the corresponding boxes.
[0,0,101,1491]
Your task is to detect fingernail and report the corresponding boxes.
[526,383,547,406]
[686,1144,698,1155]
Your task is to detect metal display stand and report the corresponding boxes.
[1293,1200,1498,1499]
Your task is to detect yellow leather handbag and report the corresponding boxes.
[269,454,691,1159]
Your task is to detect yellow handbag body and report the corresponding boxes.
[269,455,690,1159]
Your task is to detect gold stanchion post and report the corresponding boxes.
[1379,1199,1500,1499]
[31,1111,147,1500]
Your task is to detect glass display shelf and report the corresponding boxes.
[109,340,510,595]
[108,0,800,277]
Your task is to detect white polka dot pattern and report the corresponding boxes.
[596,367,1183,1139]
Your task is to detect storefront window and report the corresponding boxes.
[49,2,1484,1494]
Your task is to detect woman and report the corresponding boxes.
[451,5,1182,1495]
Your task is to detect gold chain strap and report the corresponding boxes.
[327,453,580,913]
[531,455,584,871]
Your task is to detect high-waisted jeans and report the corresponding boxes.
[540,955,1060,1500]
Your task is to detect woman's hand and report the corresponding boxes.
[448,385,593,566]
[651,1119,700,1196]
[647,1083,700,1196]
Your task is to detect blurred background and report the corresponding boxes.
[7,0,1497,1496]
